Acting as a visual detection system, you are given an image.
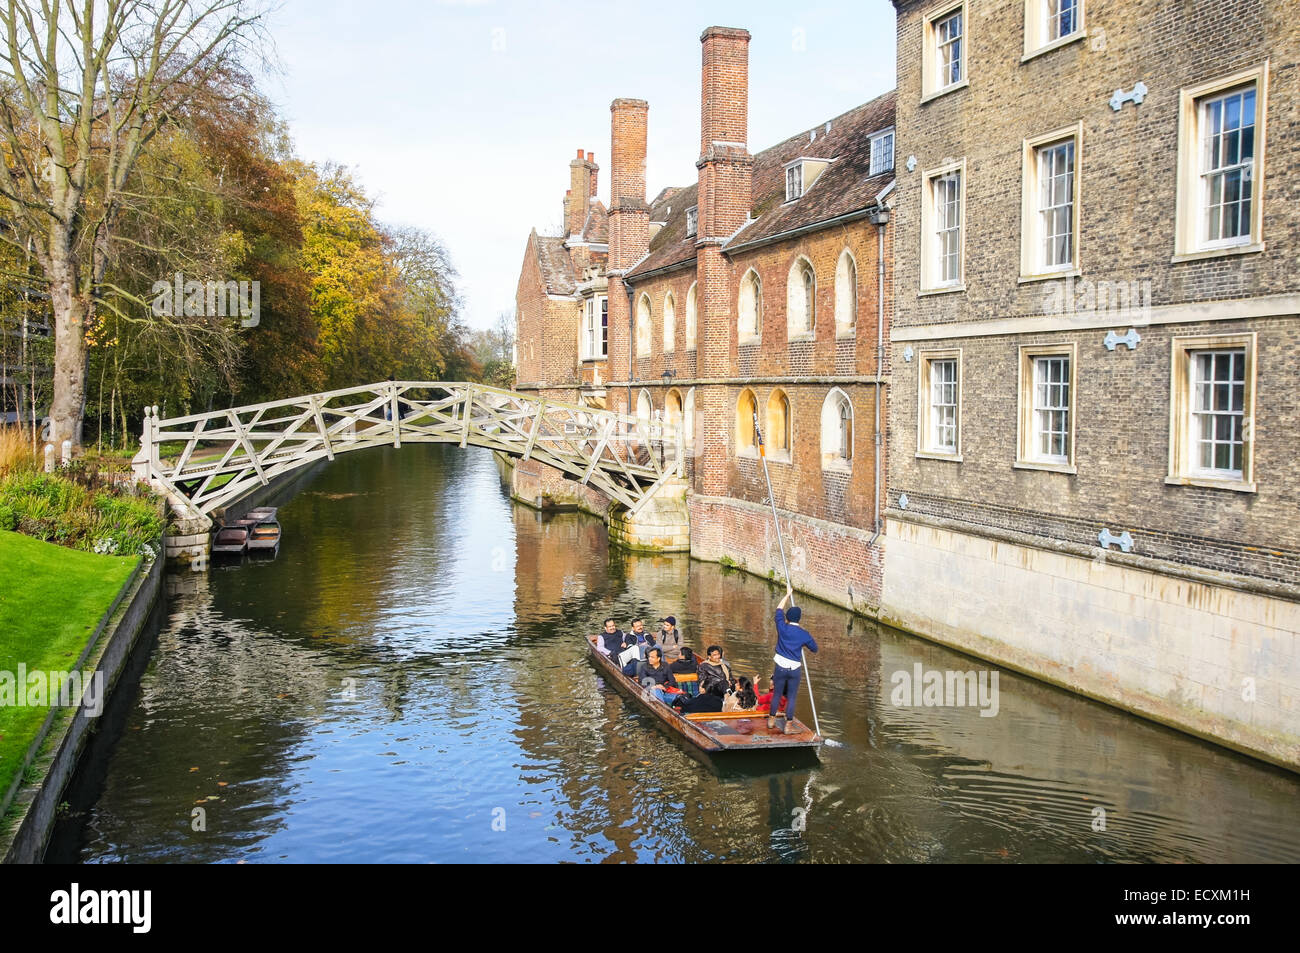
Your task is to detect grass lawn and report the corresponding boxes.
[0,531,140,805]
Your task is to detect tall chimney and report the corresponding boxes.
[587,153,598,198]
[607,98,650,414]
[696,27,752,496]
[698,26,752,239]
[565,149,597,237]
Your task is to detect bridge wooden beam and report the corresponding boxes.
[459,385,474,448]
[227,410,269,486]
[521,400,546,462]
[309,396,335,461]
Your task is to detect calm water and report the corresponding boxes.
[49,444,1300,863]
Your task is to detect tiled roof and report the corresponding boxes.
[627,182,700,278]
[535,233,577,295]
[627,89,896,279]
[582,200,609,244]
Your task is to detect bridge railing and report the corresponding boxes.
[134,381,683,524]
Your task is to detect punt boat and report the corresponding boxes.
[585,635,822,754]
[246,519,281,553]
[212,518,256,555]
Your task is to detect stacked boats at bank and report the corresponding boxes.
[212,507,281,558]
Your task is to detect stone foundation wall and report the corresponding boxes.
[496,453,611,518]
[880,515,1300,771]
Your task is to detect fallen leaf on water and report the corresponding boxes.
[206,795,220,801]
[217,781,228,787]
[640,761,651,766]
[189,766,199,772]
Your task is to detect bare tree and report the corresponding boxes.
[0,0,267,449]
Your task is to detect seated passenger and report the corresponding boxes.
[672,680,726,715]
[697,645,732,697]
[670,648,697,674]
[656,616,684,661]
[598,618,624,656]
[637,648,679,705]
[723,675,758,712]
[621,618,653,675]
[669,647,699,697]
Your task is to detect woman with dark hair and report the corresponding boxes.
[723,675,758,712]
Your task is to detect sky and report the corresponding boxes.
[260,0,897,330]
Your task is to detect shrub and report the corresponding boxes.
[0,466,163,555]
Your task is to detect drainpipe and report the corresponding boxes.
[625,280,634,420]
[873,213,888,541]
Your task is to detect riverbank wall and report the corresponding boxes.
[498,451,1297,772]
[0,545,163,863]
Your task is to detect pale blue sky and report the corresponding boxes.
[262,0,896,330]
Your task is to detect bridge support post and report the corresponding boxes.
[608,476,690,553]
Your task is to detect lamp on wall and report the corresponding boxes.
[660,369,677,381]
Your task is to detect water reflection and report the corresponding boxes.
[48,444,1300,863]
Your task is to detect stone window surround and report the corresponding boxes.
[1019,123,1083,284]
[1166,331,1257,494]
[663,291,676,353]
[685,282,698,351]
[921,0,969,104]
[1021,0,1086,62]
[738,269,763,344]
[636,292,653,359]
[786,255,817,342]
[1015,342,1078,474]
[919,157,967,295]
[821,387,854,472]
[1172,62,1269,264]
[917,347,963,461]
[835,247,858,338]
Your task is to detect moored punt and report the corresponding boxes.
[245,506,278,521]
[246,520,281,552]
[585,635,821,753]
[212,523,250,555]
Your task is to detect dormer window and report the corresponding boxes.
[786,165,803,201]
[784,158,832,202]
[686,206,698,237]
[869,129,895,176]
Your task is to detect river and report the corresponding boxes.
[47,443,1300,863]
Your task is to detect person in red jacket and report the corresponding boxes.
[753,674,787,715]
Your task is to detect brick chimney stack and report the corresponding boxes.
[607,98,650,413]
[565,149,598,237]
[697,26,752,239]
[696,26,752,496]
[587,152,598,198]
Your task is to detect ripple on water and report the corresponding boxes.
[46,444,1300,864]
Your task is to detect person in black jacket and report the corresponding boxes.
[637,648,679,704]
[697,645,732,697]
[673,680,726,715]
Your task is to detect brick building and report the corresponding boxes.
[509,149,617,510]
[514,26,897,609]
[884,0,1299,768]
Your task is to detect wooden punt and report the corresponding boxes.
[585,635,821,753]
[212,522,252,555]
[245,506,278,521]
[246,520,281,552]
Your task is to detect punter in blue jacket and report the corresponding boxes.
[770,587,818,734]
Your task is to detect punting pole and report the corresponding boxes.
[754,413,838,746]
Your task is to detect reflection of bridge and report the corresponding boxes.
[134,381,682,528]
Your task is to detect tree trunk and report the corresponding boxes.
[47,244,88,452]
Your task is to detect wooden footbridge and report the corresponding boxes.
[133,381,683,528]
